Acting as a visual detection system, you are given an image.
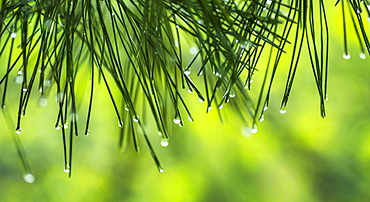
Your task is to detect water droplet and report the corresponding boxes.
[259,115,265,122]
[14,74,24,84]
[279,107,287,114]
[64,122,69,129]
[198,96,205,103]
[43,20,52,31]
[175,24,180,29]
[159,168,164,173]
[43,79,51,87]
[229,91,236,98]
[15,128,22,134]
[240,41,253,50]
[197,19,204,24]
[64,165,70,173]
[22,88,28,92]
[242,126,253,137]
[118,120,123,128]
[207,106,212,112]
[187,116,194,122]
[157,131,162,136]
[343,53,351,60]
[85,130,90,136]
[10,32,17,38]
[189,47,198,54]
[23,173,35,183]
[133,115,139,122]
[218,104,224,109]
[69,113,78,122]
[178,120,184,127]
[184,70,191,75]
[2,104,6,108]
[251,125,258,134]
[56,92,64,103]
[263,106,268,111]
[173,117,181,125]
[38,97,48,107]
[174,40,179,47]
[161,138,169,147]
[266,0,272,4]
[325,95,329,101]
[359,52,366,59]
[55,124,61,130]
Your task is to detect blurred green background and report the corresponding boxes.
[1,5,370,202]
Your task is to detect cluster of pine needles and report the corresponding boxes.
[0,0,369,181]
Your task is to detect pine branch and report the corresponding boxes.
[0,0,369,181]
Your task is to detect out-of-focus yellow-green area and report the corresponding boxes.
[1,7,370,202]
